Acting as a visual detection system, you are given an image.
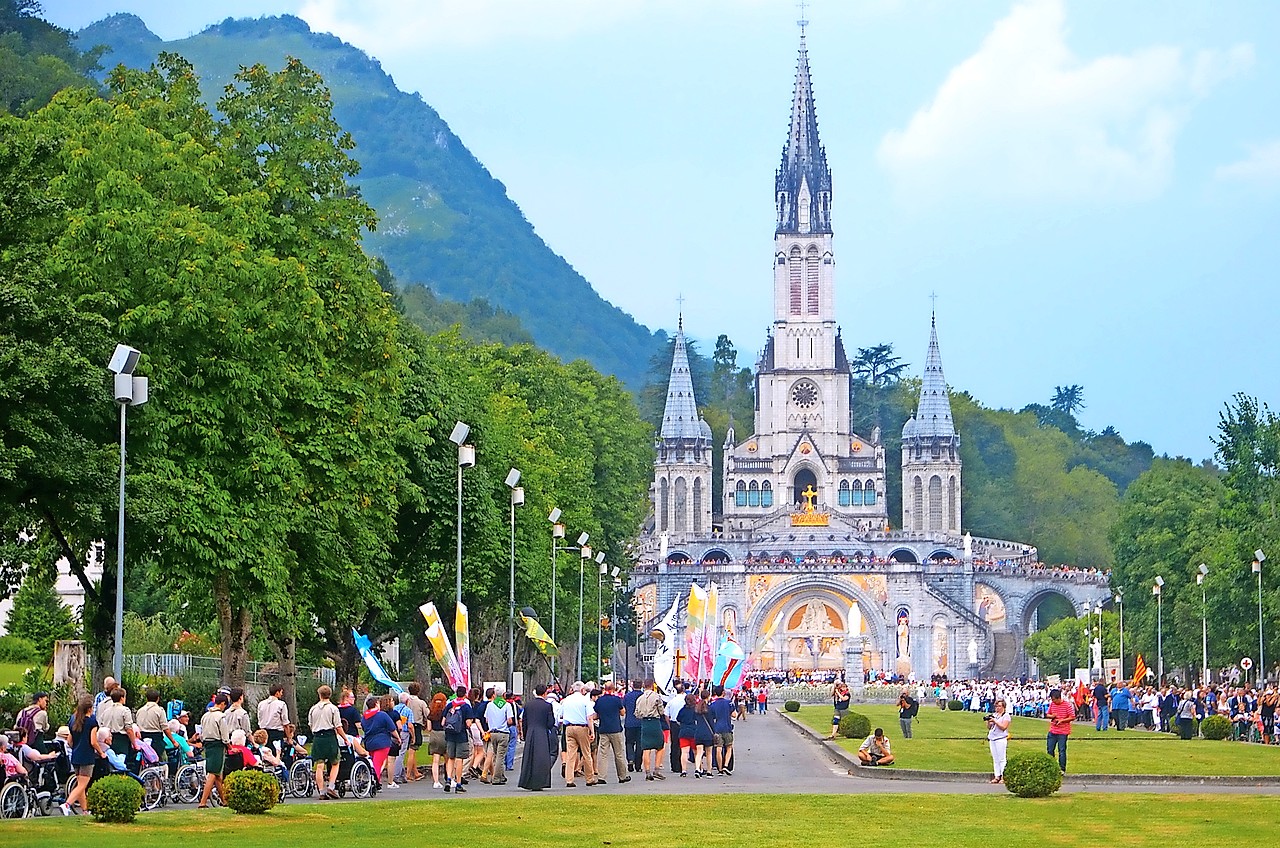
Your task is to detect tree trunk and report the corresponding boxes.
[411,631,433,688]
[331,625,360,692]
[215,574,251,687]
[269,629,299,730]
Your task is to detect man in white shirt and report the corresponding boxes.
[559,682,598,787]
[257,684,290,747]
[664,682,687,775]
[481,689,516,785]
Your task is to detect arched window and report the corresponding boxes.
[838,479,851,507]
[735,480,747,508]
[864,479,877,505]
[674,477,687,533]
[928,475,943,532]
[748,480,760,507]
[948,476,958,529]
[789,246,802,315]
[912,476,923,531]
[693,477,703,533]
[805,245,820,315]
[659,478,669,532]
[851,479,864,506]
[761,481,773,508]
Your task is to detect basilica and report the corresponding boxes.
[631,33,1108,686]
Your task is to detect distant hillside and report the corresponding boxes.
[76,14,662,387]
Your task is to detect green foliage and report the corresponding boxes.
[4,564,76,658]
[77,12,662,388]
[0,634,35,663]
[1023,616,1086,679]
[784,700,801,712]
[0,0,102,115]
[947,699,965,711]
[223,769,280,814]
[1002,752,1063,797]
[398,282,532,347]
[838,710,871,739]
[1200,715,1232,741]
[86,774,144,823]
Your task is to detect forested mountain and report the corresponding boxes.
[75,13,663,387]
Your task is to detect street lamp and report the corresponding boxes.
[576,544,592,681]
[1254,550,1266,685]
[608,566,621,682]
[108,344,148,683]
[449,422,474,614]
[505,468,523,686]
[1198,564,1209,685]
[1114,589,1124,681]
[1094,601,1103,679]
[597,560,608,682]
[1153,576,1165,684]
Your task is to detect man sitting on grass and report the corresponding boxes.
[857,728,894,766]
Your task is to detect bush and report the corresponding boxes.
[1003,752,1063,798]
[86,774,144,823]
[783,700,801,712]
[0,635,37,664]
[223,769,280,814]
[947,699,965,711]
[1200,714,1231,741]
[838,711,871,740]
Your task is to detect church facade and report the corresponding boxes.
[633,34,1108,686]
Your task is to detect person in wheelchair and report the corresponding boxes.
[251,730,288,782]
[223,729,258,774]
[1,734,30,782]
[14,728,60,795]
[94,729,145,788]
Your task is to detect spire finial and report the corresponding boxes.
[929,291,938,327]
[797,0,809,37]
[676,293,685,332]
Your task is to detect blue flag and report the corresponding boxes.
[353,628,404,694]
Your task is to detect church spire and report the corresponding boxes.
[775,29,832,235]
[909,315,956,438]
[660,320,705,441]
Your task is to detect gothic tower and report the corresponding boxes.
[901,315,962,534]
[654,317,713,542]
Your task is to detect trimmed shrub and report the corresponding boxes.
[783,700,801,712]
[947,699,965,711]
[223,769,281,814]
[0,634,37,664]
[1003,752,1063,798]
[86,774,144,823]
[838,711,871,740]
[1200,714,1231,741]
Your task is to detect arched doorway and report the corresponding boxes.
[793,468,818,505]
[1025,591,1076,632]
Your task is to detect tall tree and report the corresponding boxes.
[1051,385,1087,417]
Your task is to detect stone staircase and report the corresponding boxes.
[989,630,1024,679]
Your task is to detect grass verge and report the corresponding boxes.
[794,704,1280,775]
[7,794,1280,846]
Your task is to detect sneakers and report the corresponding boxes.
[455,784,467,793]
[444,783,452,793]
[58,803,72,816]
[645,773,654,781]
[618,775,632,783]
[652,770,666,780]
[433,781,443,789]
[385,782,399,789]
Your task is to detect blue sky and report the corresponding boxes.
[49,1,1280,462]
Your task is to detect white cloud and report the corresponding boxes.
[877,0,1253,203]
[1215,139,1280,186]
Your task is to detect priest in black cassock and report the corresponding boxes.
[518,683,557,791]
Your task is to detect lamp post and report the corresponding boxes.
[1197,564,1209,685]
[449,422,474,614]
[609,567,621,682]
[1254,550,1267,686]
[597,561,608,682]
[505,468,523,686]
[576,544,592,681]
[107,344,148,683]
[1114,589,1124,681]
[1094,601,1103,679]
[1153,576,1165,684]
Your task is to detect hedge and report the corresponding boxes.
[86,774,144,823]
[1003,752,1063,798]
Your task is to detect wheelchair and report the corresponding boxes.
[331,747,377,799]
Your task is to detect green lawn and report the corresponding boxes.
[6,795,1280,846]
[0,661,31,689]
[793,704,1280,776]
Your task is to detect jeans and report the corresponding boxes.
[1094,704,1110,731]
[1112,708,1128,731]
[899,717,913,739]
[624,726,642,770]
[505,728,517,772]
[1046,733,1067,772]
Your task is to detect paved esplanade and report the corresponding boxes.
[293,711,1280,802]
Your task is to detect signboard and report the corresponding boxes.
[1104,659,1120,683]
[1073,668,1090,686]
[1241,657,1254,671]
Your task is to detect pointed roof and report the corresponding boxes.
[660,316,706,441]
[776,33,832,234]
[905,314,956,439]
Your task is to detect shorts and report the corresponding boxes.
[428,730,446,757]
[311,731,339,766]
[714,731,734,747]
[204,740,226,774]
[410,723,424,750]
[446,737,470,760]
[679,737,696,749]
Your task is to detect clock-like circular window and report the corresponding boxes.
[791,380,820,409]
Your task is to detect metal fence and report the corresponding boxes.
[124,653,335,686]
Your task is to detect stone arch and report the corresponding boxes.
[673,476,687,533]
[792,465,820,505]
[927,549,957,562]
[888,547,919,563]
[1018,587,1082,634]
[745,574,890,664]
[700,547,732,564]
[666,550,693,565]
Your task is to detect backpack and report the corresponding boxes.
[443,701,467,734]
[15,705,39,739]
[166,699,185,721]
